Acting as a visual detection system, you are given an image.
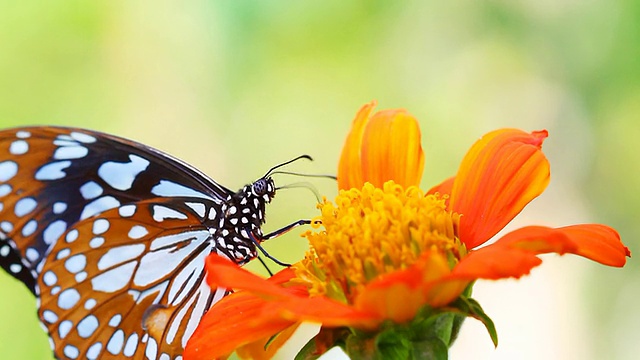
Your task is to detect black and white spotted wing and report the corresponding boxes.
[0,126,283,359]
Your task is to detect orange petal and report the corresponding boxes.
[338,101,376,190]
[361,109,425,188]
[498,224,629,267]
[184,292,295,360]
[450,129,550,249]
[452,224,629,281]
[452,246,543,280]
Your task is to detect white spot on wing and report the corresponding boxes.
[42,310,58,324]
[34,161,71,181]
[186,202,206,218]
[92,218,110,235]
[0,184,12,197]
[80,196,120,220]
[123,333,139,356]
[53,145,88,160]
[97,244,145,271]
[43,271,57,286]
[91,261,137,293]
[22,220,38,237]
[25,247,39,262]
[63,345,79,359]
[109,314,122,327]
[9,140,28,155]
[128,225,149,239]
[97,154,149,191]
[43,220,67,245]
[152,205,188,222]
[118,204,136,217]
[66,229,79,243]
[10,263,21,273]
[107,329,125,355]
[0,161,18,182]
[58,288,81,310]
[14,197,37,217]
[89,236,105,248]
[65,254,87,274]
[16,130,30,138]
[80,181,103,200]
[70,131,97,143]
[84,298,97,309]
[77,315,99,338]
[145,336,158,359]
[151,180,214,200]
[53,202,67,214]
[56,248,71,260]
[58,320,72,338]
[86,342,102,359]
[135,231,209,287]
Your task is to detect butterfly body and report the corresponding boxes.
[0,126,290,359]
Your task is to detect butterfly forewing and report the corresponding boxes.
[0,127,230,290]
[0,126,267,360]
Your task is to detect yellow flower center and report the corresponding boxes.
[295,181,465,303]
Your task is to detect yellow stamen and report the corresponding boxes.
[295,181,464,303]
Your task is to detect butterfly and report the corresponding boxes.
[0,126,311,359]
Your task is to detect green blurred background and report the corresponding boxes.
[0,1,638,359]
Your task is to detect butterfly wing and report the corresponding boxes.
[0,126,231,290]
[0,127,236,359]
[39,198,226,359]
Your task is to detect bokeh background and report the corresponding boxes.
[0,1,638,359]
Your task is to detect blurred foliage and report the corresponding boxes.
[0,1,638,359]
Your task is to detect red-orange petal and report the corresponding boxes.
[205,254,380,327]
[184,291,295,360]
[337,101,376,190]
[360,109,425,188]
[450,129,550,249]
[452,224,629,281]
[498,224,630,267]
[355,251,465,320]
[205,254,296,298]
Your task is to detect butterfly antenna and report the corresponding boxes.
[269,170,337,181]
[264,155,313,178]
[277,182,322,203]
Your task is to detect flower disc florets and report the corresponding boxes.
[296,181,465,303]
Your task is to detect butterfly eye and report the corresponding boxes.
[252,178,269,196]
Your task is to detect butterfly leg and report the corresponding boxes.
[249,219,312,268]
[261,219,311,240]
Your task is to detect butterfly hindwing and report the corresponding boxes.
[37,198,225,359]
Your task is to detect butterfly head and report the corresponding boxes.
[251,177,276,203]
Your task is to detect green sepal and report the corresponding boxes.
[448,296,498,347]
[294,337,321,360]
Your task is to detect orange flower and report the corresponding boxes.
[184,101,629,359]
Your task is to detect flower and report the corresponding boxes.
[184,101,630,360]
